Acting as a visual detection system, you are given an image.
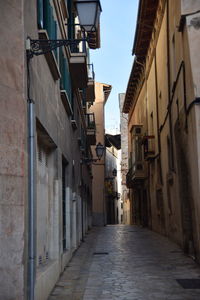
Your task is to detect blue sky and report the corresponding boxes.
[91,0,139,132]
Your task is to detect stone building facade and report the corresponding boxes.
[105,135,121,224]
[124,0,200,260]
[90,82,112,226]
[119,93,131,224]
[0,0,101,299]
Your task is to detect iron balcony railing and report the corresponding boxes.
[126,161,147,188]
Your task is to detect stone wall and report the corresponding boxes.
[0,1,27,299]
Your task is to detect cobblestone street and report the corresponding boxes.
[48,226,200,300]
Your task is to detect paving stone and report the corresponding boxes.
[48,225,200,300]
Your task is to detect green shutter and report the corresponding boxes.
[44,0,57,39]
[64,59,72,105]
[44,0,52,37]
[59,49,72,104]
[53,21,57,59]
[59,48,65,90]
[44,0,57,58]
[37,0,44,29]
[67,0,75,40]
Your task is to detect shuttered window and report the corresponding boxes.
[62,160,67,250]
[67,0,75,40]
[37,0,58,59]
[37,143,51,266]
[37,0,44,29]
[59,48,72,105]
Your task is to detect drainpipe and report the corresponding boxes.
[166,0,175,171]
[155,50,163,184]
[27,100,36,300]
[27,53,36,300]
[81,180,84,241]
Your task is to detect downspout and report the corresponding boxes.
[27,52,36,300]
[155,50,163,184]
[80,156,84,241]
[166,0,175,171]
[81,178,84,241]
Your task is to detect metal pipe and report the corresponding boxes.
[166,0,175,171]
[26,53,36,300]
[28,100,36,300]
[155,50,163,184]
[160,61,186,132]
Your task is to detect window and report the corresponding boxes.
[167,135,173,171]
[36,139,56,266]
[130,125,143,166]
[80,88,87,107]
[59,48,72,106]
[67,0,75,40]
[37,0,44,29]
[62,159,67,250]
[37,0,58,58]
[81,126,86,151]
[171,33,176,81]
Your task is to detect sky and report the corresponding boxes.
[91,0,139,133]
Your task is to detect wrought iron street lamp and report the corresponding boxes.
[75,0,102,32]
[82,142,105,164]
[95,142,105,160]
[112,168,117,177]
[26,0,102,58]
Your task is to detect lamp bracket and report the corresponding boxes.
[26,38,87,59]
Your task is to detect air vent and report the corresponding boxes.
[176,279,200,289]
[39,255,42,265]
[131,125,143,136]
[93,252,109,255]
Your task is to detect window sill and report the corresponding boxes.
[38,30,61,81]
[60,90,73,116]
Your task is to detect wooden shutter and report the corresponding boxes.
[37,0,44,29]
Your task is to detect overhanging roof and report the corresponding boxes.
[105,134,121,150]
[123,0,159,113]
[103,84,112,103]
[123,56,144,113]
[133,0,159,56]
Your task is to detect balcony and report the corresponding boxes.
[85,113,96,145]
[69,41,88,89]
[143,135,156,160]
[86,64,95,103]
[126,161,147,188]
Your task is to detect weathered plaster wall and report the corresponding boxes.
[23,0,91,297]
[0,1,27,299]
[91,82,106,226]
[127,0,200,258]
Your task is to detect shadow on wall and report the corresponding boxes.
[174,111,196,257]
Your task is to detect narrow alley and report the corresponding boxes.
[48,225,200,300]
[2,1,200,299]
